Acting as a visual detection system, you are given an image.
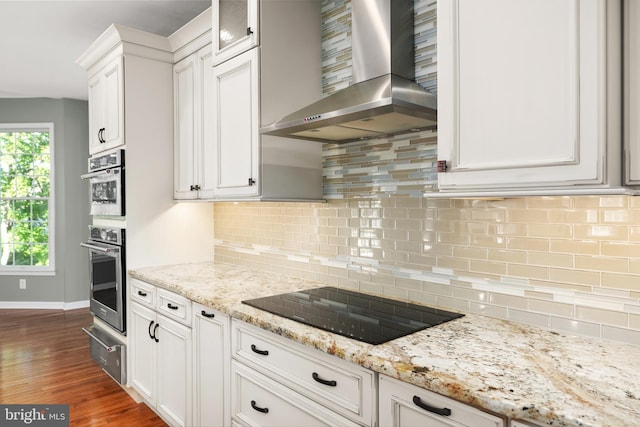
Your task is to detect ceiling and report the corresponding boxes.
[0,1,211,101]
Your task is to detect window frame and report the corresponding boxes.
[0,122,55,275]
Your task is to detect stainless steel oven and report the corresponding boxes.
[81,225,126,334]
[81,150,125,217]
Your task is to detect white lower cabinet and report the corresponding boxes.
[129,284,519,427]
[379,375,505,427]
[192,302,231,427]
[130,282,192,427]
[231,320,376,426]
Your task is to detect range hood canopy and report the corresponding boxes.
[261,0,437,143]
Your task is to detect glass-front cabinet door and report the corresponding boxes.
[213,0,259,65]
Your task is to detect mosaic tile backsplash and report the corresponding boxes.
[213,0,640,346]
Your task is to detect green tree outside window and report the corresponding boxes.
[0,124,53,270]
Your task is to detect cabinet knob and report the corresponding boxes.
[248,178,256,186]
[98,128,106,143]
[437,160,448,173]
[246,27,254,36]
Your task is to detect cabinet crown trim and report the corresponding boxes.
[76,23,172,69]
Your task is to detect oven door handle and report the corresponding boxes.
[81,169,115,180]
[80,242,120,255]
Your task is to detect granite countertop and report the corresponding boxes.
[129,261,640,427]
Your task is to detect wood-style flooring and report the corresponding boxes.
[0,308,166,426]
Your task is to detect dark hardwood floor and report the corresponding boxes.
[0,308,167,426]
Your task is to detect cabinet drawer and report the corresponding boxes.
[232,320,375,426]
[510,421,545,427]
[231,360,360,427]
[156,288,192,326]
[379,375,505,427]
[130,278,155,308]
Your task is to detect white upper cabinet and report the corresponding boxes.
[210,0,324,201]
[212,0,259,65]
[87,55,124,155]
[76,24,176,161]
[437,0,625,195]
[170,9,217,200]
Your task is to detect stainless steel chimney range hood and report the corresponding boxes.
[260,0,437,144]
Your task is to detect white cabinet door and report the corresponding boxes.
[173,52,198,199]
[88,56,124,155]
[102,58,123,149]
[379,375,504,427]
[156,315,192,427]
[130,302,157,405]
[174,44,216,200]
[212,48,260,198]
[625,0,640,185]
[437,0,619,191]
[196,46,217,199]
[87,72,104,155]
[193,303,230,427]
[212,0,259,65]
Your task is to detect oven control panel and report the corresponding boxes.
[89,225,125,245]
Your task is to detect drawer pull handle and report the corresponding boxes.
[153,323,160,343]
[167,303,179,310]
[201,310,215,318]
[250,344,269,356]
[250,400,269,414]
[412,395,451,416]
[312,372,337,387]
[148,320,155,340]
[137,290,147,297]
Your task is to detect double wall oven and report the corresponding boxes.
[81,149,127,334]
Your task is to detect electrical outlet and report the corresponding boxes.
[19,279,26,290]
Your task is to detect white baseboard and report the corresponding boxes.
[64,300,90,310]
[0,300,90,310]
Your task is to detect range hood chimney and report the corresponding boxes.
[260,0,436,143]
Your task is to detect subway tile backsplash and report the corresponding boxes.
[213,0,640,346]
[214,195,640,345]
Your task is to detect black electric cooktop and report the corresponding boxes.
[242,286,464,345]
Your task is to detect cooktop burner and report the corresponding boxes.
[242,286,464,345]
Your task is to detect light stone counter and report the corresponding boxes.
[129,262,640,427]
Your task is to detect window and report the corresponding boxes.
[0,123,54,273]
